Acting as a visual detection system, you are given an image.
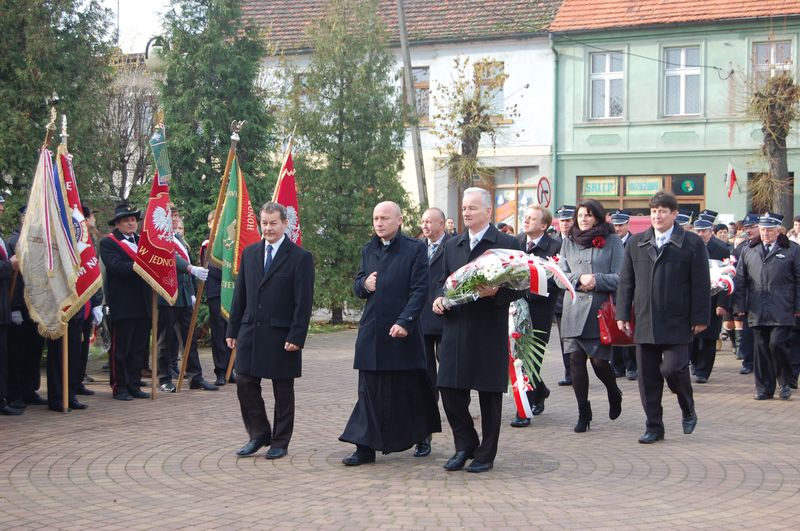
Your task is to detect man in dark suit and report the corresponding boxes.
[417,206,451,457]
[0,231,22,415]
[616,191,710,444]
[200,210,233,386]
[690,210,730,383]
[433,187,523,473]
[99,204,153,401]
[227,202,314,460]
[554,205,575,386]
[340,201,440,465]
[610,209,637,381]
[732,213,760,375]
[510,204,560,428]
[733,212,800,401]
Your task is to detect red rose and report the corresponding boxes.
[592,236,606,249]
[511,331,521,339]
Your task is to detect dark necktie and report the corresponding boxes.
[764,244,771,255]
[526,240,536,253]
[264,244,273,273]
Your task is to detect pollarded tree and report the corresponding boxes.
[284,0,408,324]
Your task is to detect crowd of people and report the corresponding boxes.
[2,187,799,475]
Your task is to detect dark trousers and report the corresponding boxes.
[791,327,800,381]
[207,296,231,377]
[0,326,8,401]
[752,326,792,396]
[555,315,570,381]
[78,318,93,381]
[46,319,83,405]
[110,318,150,394]
[636,343,694,436]
[7,319,44,401]
[236,373,295,449]
[611,345,637,374]
[423,334,440,402]
[739,320,754,370]
[690,337,717,379]
[157,306,203,384]
[440,387,502,463]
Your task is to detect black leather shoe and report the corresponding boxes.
[48,403,65,413]
[24,393,48,406]
[443,450,473,471]
[779,385,792,400]
[214,375,226,386]
[695,376,708,384]
[342,449,376,466]
[740,367,753,375]
[532,402,545,415]
[114,392,133,401]
[128,388,150,399]
[789,379,798,390]
[414,438,431,457]
[682,411,697,434]
[9,399,27,409]
[229,373,236,384]
[510,416,531,427]
[626,370,638,380]
[236,439,268,457]
[190,380,219,391]
[160,382,176,393]
[76,384,95,396]
[265,447,287,460]
[557,379,572,386]
[0,401,24,415]
[465,459,493,473]
[638,432,664,444]
[754,393,773,400]
[69,400,88,410]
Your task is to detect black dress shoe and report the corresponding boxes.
[754,393,773,400]
[682,411,697,434]
[443,450,473,471]
[557,379,572,386]
[236,439,268,457]
[76,384,95,396]
[114,392,133,401]
[128,388,150,399]
[228,374,236,384]
[0,401,24,415]
[9,399,27,409]
[626,369,638,380]
[638,432,664,444]
[695,376,708,384]
[48,403,65,413]
[779,385,792,400]
[465,459,493,473]
[214,375,226,386]
[265,447,287,460]
[532,402,545,416]
[341,448,376,466]
[69,400,88,410]
[159,382,176,393]
[740,366,753,375]
[190,380,219,391]
[510,416,531,427]
[24,393,48,406]
[414,439,431,457]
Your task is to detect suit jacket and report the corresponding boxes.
[200,240,222,299]
[557,233,624,339]
[733,234,800,327]
[421,233,451,336]
[436,224,523,393]
[0,234,12,326]
[99,229,152,321]
[518,232,561,336]
[227,238,314,379]
[616,222,710,345]
[353,233,429,371]
[698,235,731,339]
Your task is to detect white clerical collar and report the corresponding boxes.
[265,235,285,255]
[654,226,674,241]
[468,224,490,243]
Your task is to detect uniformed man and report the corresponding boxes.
[554,205,575,386]
[610,209,637,381]
[676,209,693,228]
[732,213,760,375]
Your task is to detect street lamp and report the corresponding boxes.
[144,36,168,73]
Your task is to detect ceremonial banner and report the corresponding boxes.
[17,148,79,338]
[725,162,737,199]
[272,144,302,245]
[58,145,102,318]
[134,169,178,304]
[211,154,260,318]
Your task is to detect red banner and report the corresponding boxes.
[272,146,302,245]
[134,170,178,304]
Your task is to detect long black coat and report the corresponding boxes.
[616,223,710,345]
[99,229,152,321]
[733,234,800,327]
[698,235,730,339]
[353,233,429,371]
[518,233,561,340]
[227,238,314,379]
[0,236,12,326]
[436,225,523,393]
[421,233,451,336]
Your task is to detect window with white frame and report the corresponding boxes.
[411,66,430,122]
[753,40,793,86]
[589,51,624,119]
[664,46,700,116]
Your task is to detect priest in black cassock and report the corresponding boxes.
[340,201,441,465]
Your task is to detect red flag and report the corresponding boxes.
[272,144,302,245]
[134,170,178,304]
[725,162,737,198]
[58,146,102,319]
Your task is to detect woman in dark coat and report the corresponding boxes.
[556,200,625,432]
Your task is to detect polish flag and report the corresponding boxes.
[725,162,737,198]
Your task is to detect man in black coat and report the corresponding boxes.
[417,206,451,456]
[616,191,710,444]
[610,209,638,381]
[733,212,800,401]
[340,201,440,465]
[690,210,730,383]
[99,204,153,401]
[227,202,314,460]
[510,204,560,428]
[433,187,523,473]
[731,213,760,375]
[0,232,22,415]
[201,210,233,386]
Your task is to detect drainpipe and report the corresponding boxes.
[549,33,560,208]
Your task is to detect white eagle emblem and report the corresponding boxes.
[285,206,301,242]
[152,206,173,241]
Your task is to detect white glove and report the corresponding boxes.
[189,265,209,282]
[191,295,197,307]
[92,306,103,326]
[10,311,23,325]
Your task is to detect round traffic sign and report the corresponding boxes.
[537,176,552,208]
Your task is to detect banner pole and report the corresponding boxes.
[62,324,69,413]
[151,291,158,399]
[225,347,237,382]
[176,281,204,392]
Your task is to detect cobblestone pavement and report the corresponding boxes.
[1,328,799,530]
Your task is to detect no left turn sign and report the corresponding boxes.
[537,177,552,208]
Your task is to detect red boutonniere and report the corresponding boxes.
[592,236,606,249]
[511,331,521,340]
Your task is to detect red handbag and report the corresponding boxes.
[598,295,635,346]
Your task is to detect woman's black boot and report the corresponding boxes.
[574,401,592,432]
